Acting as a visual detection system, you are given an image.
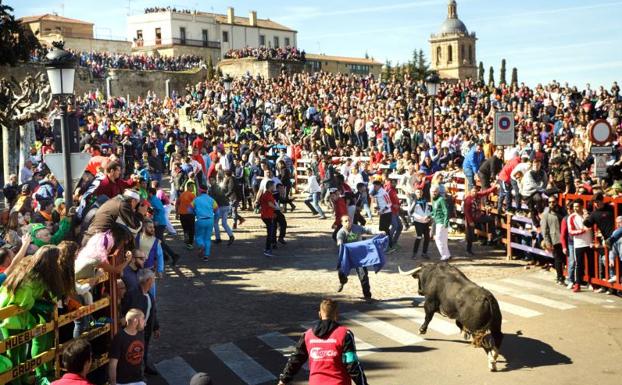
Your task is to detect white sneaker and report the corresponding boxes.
[608,275,617,283]
[566,282,574,290]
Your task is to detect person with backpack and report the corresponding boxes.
[463,184,498,256]
[431,185,451,261]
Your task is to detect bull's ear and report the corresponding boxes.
[412,272,420,279]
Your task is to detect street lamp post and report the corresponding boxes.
[45,43,76,209]
[223,74,233,92]
[425,73,440,146]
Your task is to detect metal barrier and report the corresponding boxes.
[0,268,118,383]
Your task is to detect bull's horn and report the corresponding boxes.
[398,266,422,276]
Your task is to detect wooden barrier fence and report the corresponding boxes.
[0,269,118,383]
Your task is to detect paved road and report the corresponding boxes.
[146,206,622,385]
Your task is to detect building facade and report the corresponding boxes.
[19,14,131,54]
[429,1,477,81]
[305,54,382,77]
[127,7,297,62]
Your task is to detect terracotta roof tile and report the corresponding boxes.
[306,54,382,66]
[19,14,93,25]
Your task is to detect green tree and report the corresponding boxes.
[394,62,403,81]
[488,66,495,86]
[382,60,392,81]
[207,55,215,80]
[500,58,507,85]
[416,49,429,80]
[0,0,40,66]
[478,61,485,84]
[511,67,518,86]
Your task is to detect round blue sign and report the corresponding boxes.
[499,116,511,130]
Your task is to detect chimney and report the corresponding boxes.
[227,7,234,24]
[249,10,257,27]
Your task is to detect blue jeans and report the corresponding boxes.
[390,213,403,246]
[464,168,475,190]
[382,133,392,154]
[511,179,521,210]
[363,203,373,220]
[214,206,234,239]
[567,244,576,283]
[304,192,325,217]
[497,180,512,212]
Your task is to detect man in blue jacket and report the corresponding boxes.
[462,142,484,189]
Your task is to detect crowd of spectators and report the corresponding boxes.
[144,6,193,14]
[1,69,621,383]
[30,48,204,78]
[224,46,305,62]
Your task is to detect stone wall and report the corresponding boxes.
[218,58,305,79]
[0,63,207,99]
[39,35,132,54]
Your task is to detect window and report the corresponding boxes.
[179,27,186,44]
[469,45,473,64]
[274,36,279,48]
[202,29,208,47]
[284,37,290,47]
[136,30,143,40]
[460,45,465,62]
[436,46,441,65]
[448,45,453,63]
[222,31,229,43]
[155,28,161,45]
[259,34,265,46]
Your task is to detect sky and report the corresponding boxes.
[12,0,622,87]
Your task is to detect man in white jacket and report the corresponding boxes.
[303,168,326,219]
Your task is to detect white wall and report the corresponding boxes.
[127,12,172,45]
[170,13,219,44]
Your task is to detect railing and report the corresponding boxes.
[133,38,220,49]
[293,157,622,291]
[0,269,119,382]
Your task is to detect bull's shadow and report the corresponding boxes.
[498,333,572,372]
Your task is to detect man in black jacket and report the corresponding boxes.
[121,268,160,375]
[278,299,368,385]
[477,148,504,189]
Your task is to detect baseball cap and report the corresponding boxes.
[189,372,212,385]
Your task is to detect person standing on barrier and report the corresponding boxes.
[477,148,504,190]
[51,338,94,385]
[519,158,547,228]
[463,184,498,256]
[462,142,484,190]
[408,188,431,259]
[583,192,615,293]
[109,308,147,385]
[496,150,521,214]
[431,185,451,261]
[541,197,566,285]
[510,153,531,212]
[568,199,593,293]
[277,299,369,385]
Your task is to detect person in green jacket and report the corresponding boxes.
[0,245,75,385]
[431,185,451,261]
[29,214,72,249]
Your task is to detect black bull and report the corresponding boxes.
[399,262,505,371]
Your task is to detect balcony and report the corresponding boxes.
[133,38,220,49]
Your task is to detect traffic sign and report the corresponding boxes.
[588,119,613,145]
[590,146,613,154]
[593,154,609,178]
[43,153,92,184]
[494,111,515,146]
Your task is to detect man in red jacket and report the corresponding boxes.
[93,161,137,199]
[464,184,497,255]
[496,150,521,214]
[51,339,94,385]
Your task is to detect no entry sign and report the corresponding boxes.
[494,111,515,146]
[588,119,613,145]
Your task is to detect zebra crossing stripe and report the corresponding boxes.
[497,300,542,318]
[482,283,575,310]
[342,311,424,345]
[375,303,457,335]
[299,324,378,357]
[210,342,276,385]
[258,332,308,370]
[155,356,197,385]
[502,278,608,305]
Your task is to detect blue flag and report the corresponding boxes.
[338,235,389,276]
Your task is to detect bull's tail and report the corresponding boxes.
[485,293,503,349]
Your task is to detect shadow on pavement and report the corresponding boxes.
[499,333,572,372]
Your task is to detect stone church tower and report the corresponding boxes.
[429,0,477,81]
